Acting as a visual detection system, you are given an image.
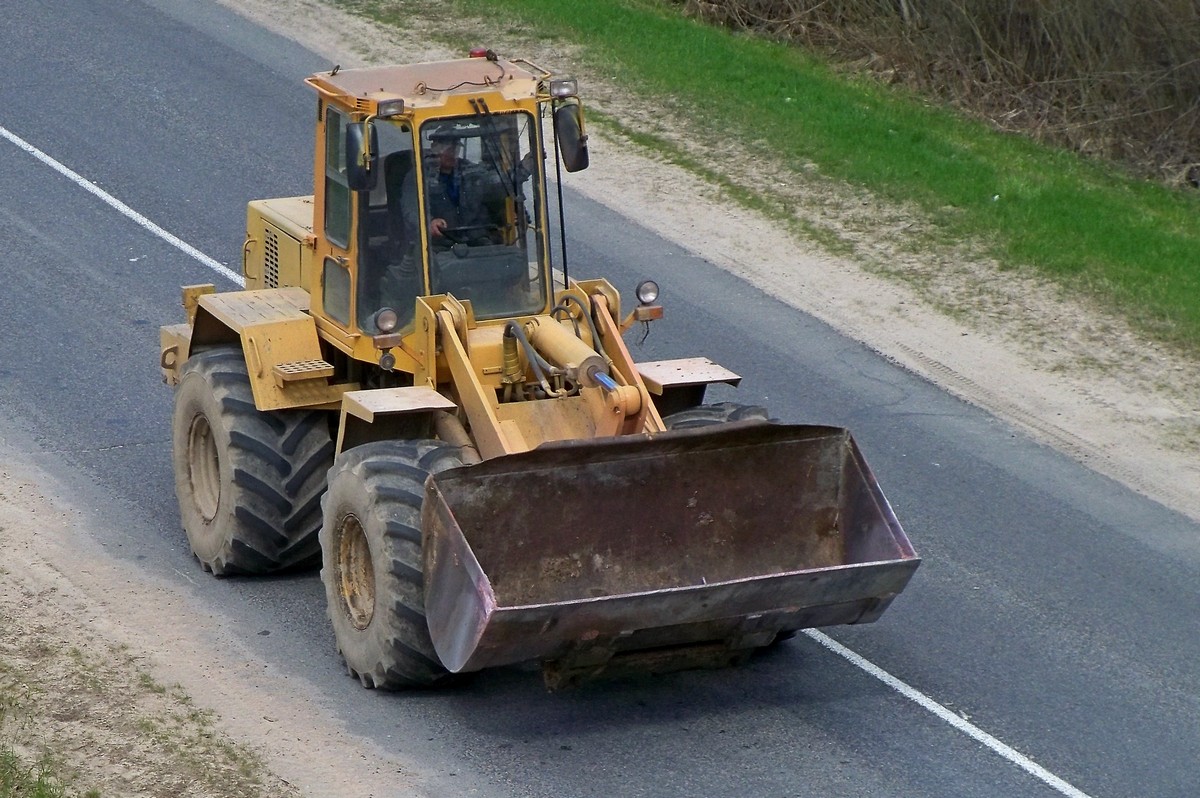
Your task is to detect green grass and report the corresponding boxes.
[341,0,1200,352]
[0,748,95,798]
[1,747,66,798]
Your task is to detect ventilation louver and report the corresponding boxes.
[263,228,280,288]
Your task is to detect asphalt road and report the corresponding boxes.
[2,2,1198,797]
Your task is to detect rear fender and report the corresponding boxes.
[182,288,354,411]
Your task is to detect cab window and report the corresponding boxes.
[324,106,351,248]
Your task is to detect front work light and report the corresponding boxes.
[374,307,400,333]
[635,280,660,305]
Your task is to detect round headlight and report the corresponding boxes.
[374,307,400,333]
[635,280,660,305]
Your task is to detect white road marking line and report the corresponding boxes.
[6,121,1097,798]
[804,629,1094,798]
[0,125,245,287]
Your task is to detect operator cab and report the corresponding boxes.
[310,55,589,351]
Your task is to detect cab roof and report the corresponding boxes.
[306,57,546,112]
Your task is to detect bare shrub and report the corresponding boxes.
[679,0,1200,182]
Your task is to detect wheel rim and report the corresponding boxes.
[337,514,375,631]
[187,414,220,522]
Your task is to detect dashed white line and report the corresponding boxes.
[0,124,244,287]
[5,119,1095,798]
[804,629,1094,798]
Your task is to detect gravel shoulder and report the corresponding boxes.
[0,451,421,797]
[2,1,1196,796]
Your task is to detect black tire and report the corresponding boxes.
[171,346,334,575]
[662,401,794,647]
[660,401,771,430]
[319,439,465,689]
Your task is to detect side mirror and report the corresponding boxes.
[553,99,590,173]
[345,122,378,192]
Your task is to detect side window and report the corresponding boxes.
[324,107,351,248]
[322,257,351,326]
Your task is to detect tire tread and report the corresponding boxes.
[320,439,465,689]
[173,346,332,575]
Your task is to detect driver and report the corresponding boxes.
[426,137,493,244]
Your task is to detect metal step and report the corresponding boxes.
[273,359,334,385]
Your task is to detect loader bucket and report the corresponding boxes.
[422,423,919,684]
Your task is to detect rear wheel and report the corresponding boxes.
[319,440,465,689]
[171,346,333,575]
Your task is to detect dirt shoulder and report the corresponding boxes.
[0,451,422,797]
[0,456,297,798]
[2,1,1197,797]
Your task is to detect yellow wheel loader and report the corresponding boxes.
[160,51,920,690]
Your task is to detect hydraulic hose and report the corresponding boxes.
[504,321,568,398]
[550,293,603,351]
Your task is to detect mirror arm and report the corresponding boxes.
[359,114,377,174]
[550,99,570,287]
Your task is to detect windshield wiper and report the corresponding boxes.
[469,98,521,201]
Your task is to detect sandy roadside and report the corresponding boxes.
[0,450,426,797]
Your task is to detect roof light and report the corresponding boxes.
[549,77,578,99]
[376,98,405,118]
[469,47,489,58]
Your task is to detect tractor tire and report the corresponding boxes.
[660,401,771,430]
[171,346,334,575]
[319,439,465,689]
[662,401,795,647]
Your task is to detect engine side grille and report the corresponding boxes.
[263,228,280,288]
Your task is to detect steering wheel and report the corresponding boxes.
[436,225,492,244]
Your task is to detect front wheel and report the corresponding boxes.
[319,439,465,689]
[660,401,771,430]
[662,402,797,648]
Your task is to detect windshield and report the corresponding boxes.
[419,112,547,319]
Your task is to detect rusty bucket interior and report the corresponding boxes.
[422,423,919,676]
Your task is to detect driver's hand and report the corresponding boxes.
[518,151,537,179]
[430,218,447,237]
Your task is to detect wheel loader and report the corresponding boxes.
[159,51,920,690]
